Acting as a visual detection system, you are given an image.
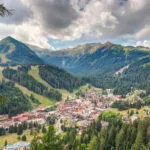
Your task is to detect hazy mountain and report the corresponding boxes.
[0,36,43,65]
[39,42,150,76]
[27,44,53,56]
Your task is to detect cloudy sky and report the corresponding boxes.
[0,0,150,49]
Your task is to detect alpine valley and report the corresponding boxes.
[0,36,149,149]
[0,36,150,110]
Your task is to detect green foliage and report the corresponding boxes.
[4,140,7,146]
[30,94,40,105]
[0,80,30,116]
[0,95,5,104]
[111,100,145,110]
[40,42,150,96]
[31,125,63,150]
[88,136,99,150]
[83,55,150,96]
[100,111,122,123]
[115,128,125,150]
[31,115,150,150]
[0,127,5,136]
[21,135,27,141]
[3,67,62,101]
[39,65,83,92]
[0,4,13,17]
[42,126,47,134]
[45,105,57,112]
[17,124,23,135]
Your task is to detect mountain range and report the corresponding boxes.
[0,36,150,115]
[0,36,150,79]
[1,36,150,78]
[38,42,150,76]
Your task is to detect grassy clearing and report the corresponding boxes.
[0,67,4,82]
[0,54,9,63]
[0,130,43,148]
[107,107,148,117]
[29,66,52,88]
[58,84,92,101]
[29,66,77,101]
[15,83,55,107]
[58,89,76,101]
[0,66,54,106]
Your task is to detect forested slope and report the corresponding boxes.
[0,80,30,117]
[39,65,84,92]
[40,42,150,76]
[31,112,150,150]
[83,55,150,96]
[2,66,62,101]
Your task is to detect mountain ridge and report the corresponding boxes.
[39,42,150,76]
[0,36,43,65]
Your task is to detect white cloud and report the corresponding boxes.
[0,0,150,48]
[136,40,150,48]
[129,0,147,11]
[136,26,150,39]
[0,21,52,49]
[13,22,52,49]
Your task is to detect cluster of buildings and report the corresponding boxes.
[0,89,122,132]
[4,142,30,150]
[105,89,122,101]
[0,107,49,131]
[57,89,110,128]
[122,112,150,124]
[2,88,148,149]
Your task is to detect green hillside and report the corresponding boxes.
[83,54,150,96]
[28,66,77,100]
[39,65,84,92]
[0,64,85,116]
[0,80,31,117]
[115,55,150,95]
[0,36,43,65]
[2,66,62,101]
[41,42,150,76]
[0,36,149,116]
[0,66,55,107]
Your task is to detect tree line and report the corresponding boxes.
[39,65,83,92]
[31,112,150,150]
[83,55,150,97]
[3,67,62,101]
[0,80,30,117]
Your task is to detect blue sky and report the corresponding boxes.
[0,0,150,49]
[48,37,128,50]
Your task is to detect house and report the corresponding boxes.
[77,120,90,127]
[12,116,21,122]
[130,114,140,124]
[101,121,109,127]
[0,115,8,122]
[122,114,130,121]
[5,142,30,150]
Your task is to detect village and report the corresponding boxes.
[0,88,149,150]
[57,89,110,129]
[0,89,121,132]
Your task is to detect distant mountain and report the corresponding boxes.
[0,36,43,65]
[27,44,53,57]
[39,42,150,76]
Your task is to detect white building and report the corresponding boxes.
[5,142,30,150]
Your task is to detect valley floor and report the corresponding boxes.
[0,87,149,149]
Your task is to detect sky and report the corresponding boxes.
[0,0,150,50]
